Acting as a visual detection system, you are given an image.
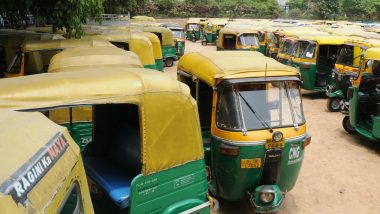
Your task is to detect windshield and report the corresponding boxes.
[336,45,354,66]
[188,24,198,30]
[279,40,295,54]
[216,81,305,131]
[172,30,185,38]
[238,33,259,46]
[292,41,315,59]
[270,34,280,47]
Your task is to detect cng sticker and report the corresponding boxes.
[288,144,302,165]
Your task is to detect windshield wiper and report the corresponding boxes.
[237,91,274,133]
[284,83,299,131]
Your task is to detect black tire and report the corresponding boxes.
[192,37,196,42]
[327,98,342,112]
[343,116,356,134]
[165,58,174,67]
[202,41,207,46]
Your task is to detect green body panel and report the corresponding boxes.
[208,136,305,201]
[252,185,283,213]
[162,46,177,60]
[327,89,344,98]
[260,45,266,55]
[175,41,185,57]
[372,117,380,139]
[60,122,92,151]
[186,31,200,41]
[349,87,380,141]
[203,33,217,44]
[155,59,164,72]
[349,87,358,126]
[129,159,209,214]
[292,62,332,92]
[144,64,158,70]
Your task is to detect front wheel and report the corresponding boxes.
[202,41,207,46]
[343,116,356,134]
[327,98,342,112]
[165,58,174,67]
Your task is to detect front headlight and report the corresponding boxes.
[259,191,275,203]
[272,131,283,142]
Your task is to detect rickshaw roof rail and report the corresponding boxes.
[48,46,143,73]
[343,39,380,48]
[178,51,299,86]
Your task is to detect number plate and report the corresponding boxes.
[265,141,285,149]
[241,158,262,168]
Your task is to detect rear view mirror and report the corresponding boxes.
[347,87,354,100]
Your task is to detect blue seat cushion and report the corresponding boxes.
[84,157,133,209]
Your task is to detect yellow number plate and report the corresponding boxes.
[241,158,262,169]
[265,141,285,149]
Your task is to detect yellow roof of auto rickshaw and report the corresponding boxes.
[48,46,143,72]
[0,110,81,212]
[0,67,203,175]
[23,38,113,52]
[84,33,156,66]
[187,18,201,24]
[137,26,174,46]
[364,48,380,60]
[178,51,300,86]
[219,26,260,34]
[132,16,157,22]
[298,35,350,45]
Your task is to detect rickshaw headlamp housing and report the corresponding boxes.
[272,131,283,142]
[259,190,275,203]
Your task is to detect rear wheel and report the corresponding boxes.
[343,116,356,134]
[165,58,174,67]
[327,98,341,112]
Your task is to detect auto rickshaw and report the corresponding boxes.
[342,48,380,141]
[168,27,186,58]
[178,51,311,213]
[3,38,112,78]
[88,28,164,72]
[277,31,328,64]
[0,110,93,213]
[138,26,177,67]
[288,35,349,92]
[0,67,212,213]
[267,29,327,59]
[216,26,260,51]
[202,20,226,46]
[47,46,143,148]
[0,31,64,77]
[85,33,158,70]
[326,39,380,111]
[186,18,201,42]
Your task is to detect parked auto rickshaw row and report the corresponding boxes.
[0,36,310,213]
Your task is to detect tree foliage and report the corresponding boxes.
[0,0,104,38]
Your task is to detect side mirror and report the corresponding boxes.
[347,87,354,100]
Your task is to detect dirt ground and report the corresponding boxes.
[164,40,380,214]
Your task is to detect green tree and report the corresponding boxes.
[313,0,343,20]
[0,0,105,38]
[343,0,378,20]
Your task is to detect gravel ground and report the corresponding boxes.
[164,40,380,214]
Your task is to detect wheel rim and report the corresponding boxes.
[331,99,341,110]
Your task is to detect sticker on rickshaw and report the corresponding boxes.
[265,141,285,149]
[241,158,262,168]
[0,133,68,205]
[288,144,302,165]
